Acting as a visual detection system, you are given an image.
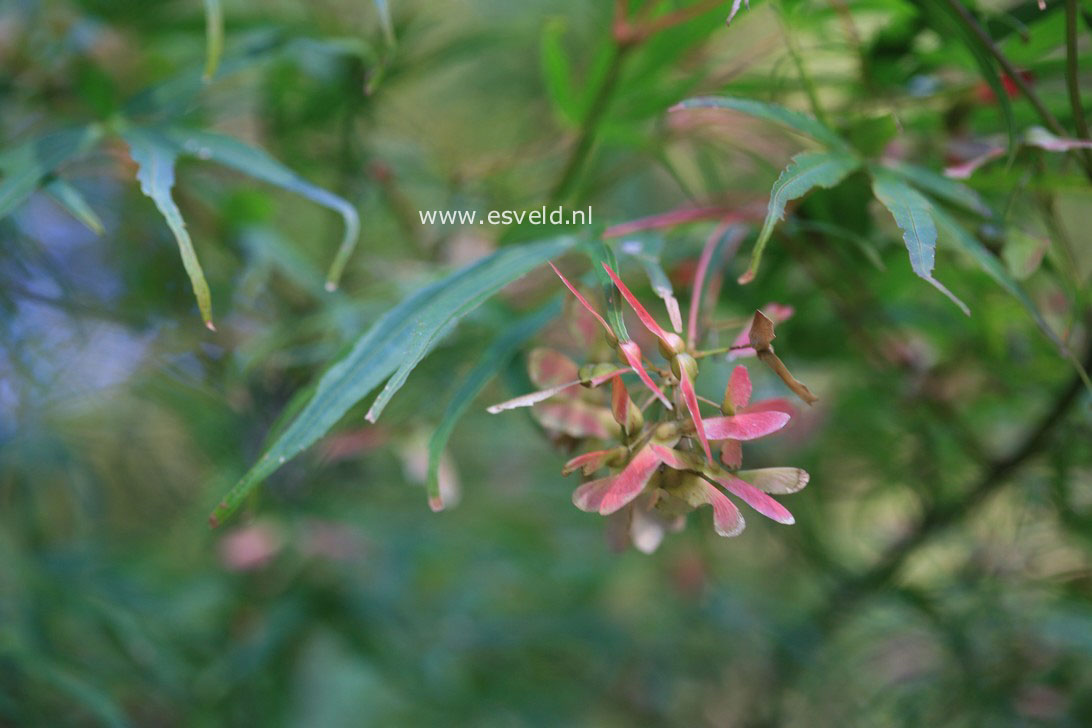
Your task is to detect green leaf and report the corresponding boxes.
[203,0,224,81]
[672,96,850,152]
[44,179,105,235]
[210,236,576,527]
[871,170,969,315]
[586,240,629,341]
[0,127,101,221]
[883,161,993,218]
[427,301,560,510]
[373,0,395,44]
[123,128,216,329]
[159,127,360,290]
[541,19,578,126]
[742,151,859,283]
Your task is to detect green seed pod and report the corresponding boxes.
[624,399,644,434]
[657,332,687,359]
[671,352,699,381]
[653,421,680,442]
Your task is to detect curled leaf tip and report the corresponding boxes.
[325,280,338,292]
[205,320,217,332]
[738,270,755,285]
[208,513,221,529]
[428,495,445,512]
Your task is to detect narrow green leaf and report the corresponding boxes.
[0,127,101,221]
[210,236,576,527]
[884,161,993,218]
[373,0,395,44]
[44,179,105,235]
[123,128,215,329]
[586,240,629,341]
[366,239,575,422]
[742,151,859,283]
[871,170,969,315]
[541,19,578,126]
[160,128,360,290]
[672,96,850,152]
[202,0,224,81]
[427,301,560,510]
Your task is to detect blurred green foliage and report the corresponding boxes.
[2,0,1092,725]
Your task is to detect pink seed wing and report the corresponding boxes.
[598,445,663,515]
[701,481,745,537]
[679,368,713,463]
[528,348,580,389]
[736,467,810,494]
[714,474,795,524]
[702,411,790,440]
[742,397,796,417]
[486,381,579,413]
[563,449,615,476]
[572,476,616,512]
[533,401,613,439]
[610,375,629,428]
[728,365,752,410]
[719,439,742,469]
[601,263,669,343]
[619,341,672,410]
[550,262,612,335]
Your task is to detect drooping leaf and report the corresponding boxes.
[159,128,360,290]
[123,128,215,329]
[209,236,576,527]
[203,0,224,81]
[428,302,560,511]
[742,151,859,283]
[884,161,993,218]
[0,126,101,221]
[44,179,104,235]
[870,170,969,315]
[671,96,850,152]
[541,19,578,126]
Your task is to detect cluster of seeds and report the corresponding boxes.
[489,259,812,553]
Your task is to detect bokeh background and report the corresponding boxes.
[3,0,1092,725]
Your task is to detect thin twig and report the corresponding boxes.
[1064,0,1092,168]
